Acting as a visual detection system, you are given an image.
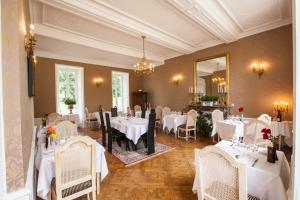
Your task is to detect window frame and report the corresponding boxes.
[55,64,84,123]
[111,71,129,112]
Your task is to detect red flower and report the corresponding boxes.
[261,128,271,134]
[262,133,269,140]
[238,107,244,113]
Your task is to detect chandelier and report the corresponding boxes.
[211,62,224,84]
[134,36,154,76]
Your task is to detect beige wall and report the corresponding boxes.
[2,0,34,192]
[143,25,293,120]
[34,58,143,117]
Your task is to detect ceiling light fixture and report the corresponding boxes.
[134,36,154,76]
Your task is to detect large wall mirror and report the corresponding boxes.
[194,54,229,106]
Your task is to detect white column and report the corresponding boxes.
[291,0,300,199]
[0,0,6,197]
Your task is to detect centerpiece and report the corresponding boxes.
[45,126,58,150]
[261,128,279,163]
[63,97,76,114]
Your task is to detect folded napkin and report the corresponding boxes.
[237,154,258,166]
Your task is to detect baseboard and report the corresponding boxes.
[4,126,38,200]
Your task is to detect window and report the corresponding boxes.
[55,64,84,122]
[112,71,129,112]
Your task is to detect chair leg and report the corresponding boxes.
[186,130,188,141]
[92,191,96,200]
[97,173,100,195]
[87,193,90,200]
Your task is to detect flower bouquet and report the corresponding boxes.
[261,128,278,163]
[45,126,58,149]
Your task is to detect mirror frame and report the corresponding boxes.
[193,53,230,104]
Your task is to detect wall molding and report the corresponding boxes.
[35,50,137,70]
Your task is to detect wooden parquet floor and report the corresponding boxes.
[80,128,213,200]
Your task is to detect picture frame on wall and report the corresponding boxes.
[27,50,35,97]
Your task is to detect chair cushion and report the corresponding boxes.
[178,124,195,129]
[51,178,92,198]
[204,181,259,200]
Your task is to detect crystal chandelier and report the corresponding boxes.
[134,36,154,76]
[211,62,224,84]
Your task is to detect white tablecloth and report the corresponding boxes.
[36,134,108,199]
[193,141,290,200]
[211,119,245,139]
[270,121,293,147]
[110,117,148,144]
[162,114,187,133]
[212,119,293,146]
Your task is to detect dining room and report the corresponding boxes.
[1,0,300,200]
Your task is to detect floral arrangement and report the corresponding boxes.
[46,126,58,138]
[261,128,278,144]
[63,97,76,105]
[238,107,244,113]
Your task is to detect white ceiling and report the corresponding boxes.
[30,0,292,69]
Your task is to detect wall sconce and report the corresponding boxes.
[173,75,182,85]
[252,62,265,78]
[94,77,103,87]
[24,24,36,55]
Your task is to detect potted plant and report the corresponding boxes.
[200,96,214,106]
[63,97,76,114]
[212,96,219,105]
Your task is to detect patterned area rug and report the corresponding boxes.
[112,142,175,167]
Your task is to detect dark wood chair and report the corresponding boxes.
[141,112,156,154]
[99,110,106,147]
[141,108,146,118]
[147,112,156,155]
[105,112,129,152]
[105,113,112,153]
[111,107,118,117]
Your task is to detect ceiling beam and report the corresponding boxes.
[35,0,195,54]
[34,24,165,64]
[165,0,242,43]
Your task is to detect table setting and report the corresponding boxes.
[110,116,148,144]
[193,140,290,200]
[35,126,109,200]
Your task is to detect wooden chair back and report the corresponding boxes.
[155,106,163,120]
[99,111,106,147]
[55,121,78,141]
[257,114,272,125]
[147,112,156,155]
[55,136,96,200]
[111,107,118,117]
[141,108,146,118]
[195,146,247,200]
[105,113,113,153]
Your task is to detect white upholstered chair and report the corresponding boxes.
[55,121,78,141]
[134,105,142,112]
[244,120,272,147]
[84,107,98,129]
[195,146,258,200]
[257,114,272,125]
[177,109,197,140]
[155,105,163,128]
[52,136,97,200]
[177,115,197,141]
[47,113,62,125]
[211,110,224,141]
